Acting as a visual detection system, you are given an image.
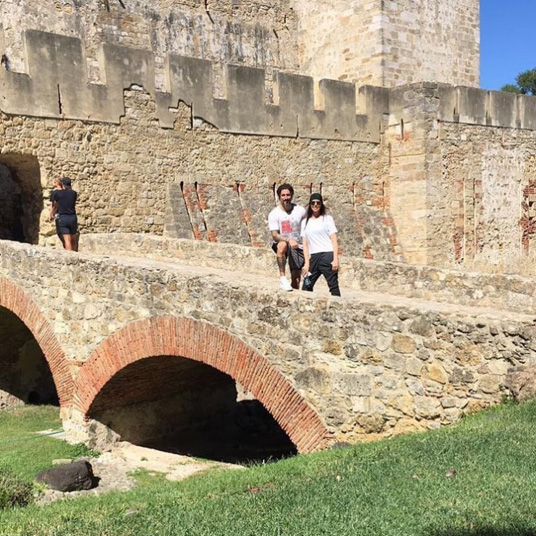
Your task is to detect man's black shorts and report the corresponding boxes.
[272,242,304,270]
[57,214,78,235]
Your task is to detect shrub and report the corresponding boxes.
[0,467,33,509]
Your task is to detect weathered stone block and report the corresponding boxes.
[334,373,372,396]
[391,334,416,354]
[505,366,536,402]
[414,396,441,419]
[424,362,448,385]
[295,366,331,395]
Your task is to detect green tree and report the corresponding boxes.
[516,69,536,95]
[501,83,522,94]
[501,68,536,95]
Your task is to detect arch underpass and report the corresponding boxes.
[75,317,332,457]
[0,155,43,244]
[0,306,58,408]
[0,278,73,407]
[85,354,298,462]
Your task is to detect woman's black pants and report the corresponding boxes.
[306,251,341,296]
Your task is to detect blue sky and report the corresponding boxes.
[480,1,536,90]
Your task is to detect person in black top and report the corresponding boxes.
[49,177,65,247]
[50,177,78,251]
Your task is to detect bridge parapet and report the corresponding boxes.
[0,28,387,142]
[82,233,536,316]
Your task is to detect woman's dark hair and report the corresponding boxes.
[305,194,327,226]
[277,183,294,198]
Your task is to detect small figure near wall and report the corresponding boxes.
[49,177,65,248]
[49,177,78,251]
[268,183,306,291]
[301,193,341,297]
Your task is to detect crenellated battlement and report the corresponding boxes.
[4,29,535,146]
[386,82,536,133]
[0,29,388,143]
[436,85,536,130]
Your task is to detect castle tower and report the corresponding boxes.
[294,0,480,87]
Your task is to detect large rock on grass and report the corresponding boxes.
[36,461,97,492]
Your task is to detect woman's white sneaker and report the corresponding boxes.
[279,277,293,291]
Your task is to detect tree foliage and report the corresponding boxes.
[516,69,536,95]
[502,68,536,95]
[501,83,522,94]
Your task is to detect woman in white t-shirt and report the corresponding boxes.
[300,193,341,296]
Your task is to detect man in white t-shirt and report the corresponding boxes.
[268,183,306,291]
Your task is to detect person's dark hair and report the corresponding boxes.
[277,183,294,198]
[305,193,326,226]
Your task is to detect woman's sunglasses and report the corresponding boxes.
[311,201,322,206]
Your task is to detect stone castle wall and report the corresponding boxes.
[2,27,536,272]
[1,0,480,91]
[382,0,479,87]
[0,85,399,261]
[0,0,297,94]
[437,123,536,274]
[293,0,479,88]
[385,84,536,274]
[293,0,384,86]
[0,28,402,262]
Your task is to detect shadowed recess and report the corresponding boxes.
[0,306,59,409]
[0,156,42,244]
[88,355,297,464]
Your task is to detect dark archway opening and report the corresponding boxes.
[0,155,43,244]
[88,356,297,464]
[0,306,59,409]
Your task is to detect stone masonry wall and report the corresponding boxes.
[382,0,479,88]
[0,86,400,261]
[81,233,536,316]
[293,0,384,87]
[438,123,536,274]
[1,1,479,93]
[0,0,298,94]
[294,0,479,88]
[1,240,536,447]
[386,83,536,273]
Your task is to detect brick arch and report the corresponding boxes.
[74,316,332,453]
[0,277,73,405]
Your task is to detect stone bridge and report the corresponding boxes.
[1,235,535,455]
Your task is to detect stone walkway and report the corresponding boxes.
[37,442,241,505]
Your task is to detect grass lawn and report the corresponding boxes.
[0,406,93,480]
[1,403,536,536]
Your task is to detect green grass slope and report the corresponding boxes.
[1,403,536,536]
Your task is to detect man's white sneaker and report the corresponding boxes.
[279,277,293,291]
